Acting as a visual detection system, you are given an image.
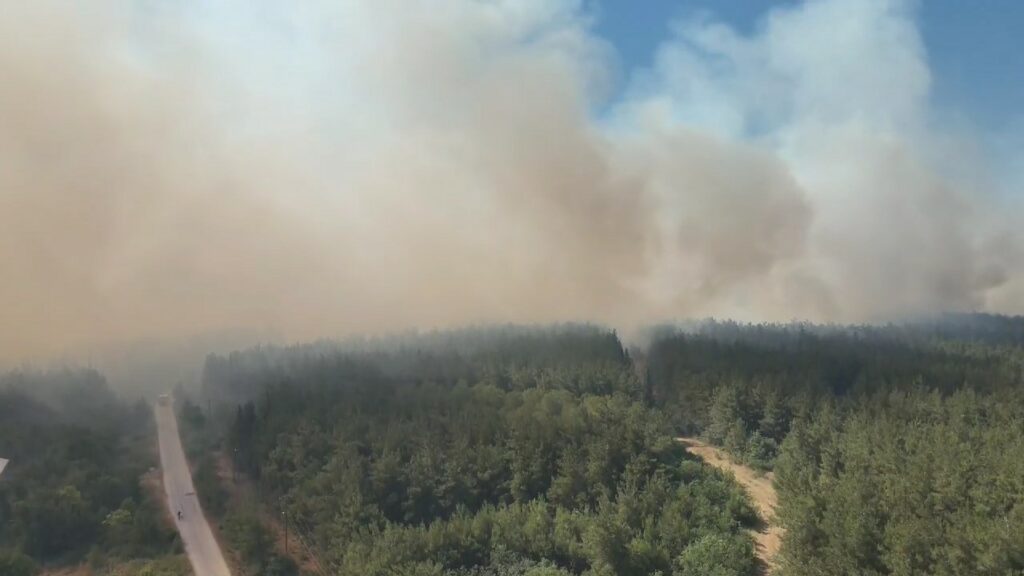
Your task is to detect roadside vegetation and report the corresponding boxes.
[177,394,301,576]
[0,370,187,576]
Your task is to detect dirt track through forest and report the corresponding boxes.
[677,437,783,572]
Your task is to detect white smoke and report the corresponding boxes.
[0,0,1019,362]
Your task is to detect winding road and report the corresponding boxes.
[156,400,232,576]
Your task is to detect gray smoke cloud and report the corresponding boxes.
[0,0,1020,363]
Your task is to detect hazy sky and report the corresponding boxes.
[0,0,1021,363]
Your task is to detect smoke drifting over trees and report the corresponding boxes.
[1,0,1021,362]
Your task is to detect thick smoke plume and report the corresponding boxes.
[1,0,1021,363]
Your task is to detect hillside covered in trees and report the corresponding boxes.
[0,370,187,576]
[196,316,1024,576]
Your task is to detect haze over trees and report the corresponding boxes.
[0,370,187,575]
[200,326,760,576]
[3,315,1023,575]
[189,317,1024,576]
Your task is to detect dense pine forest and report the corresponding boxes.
[3,315,1023,576]
[0,370,187,576]
[195,316,1024,576]
[199,326,760,576]
[646,315,1024,575]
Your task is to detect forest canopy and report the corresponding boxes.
[0,370,183,575]
[201,325,760,576]
[198,316,1024,576]
[4,315,1023,576]
[644,314,1024,575]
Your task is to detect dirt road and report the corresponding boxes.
[156,400,232,576]
[678,437,783,571]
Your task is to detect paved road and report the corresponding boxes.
[156,401,232,576]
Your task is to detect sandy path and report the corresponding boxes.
[677,437,783,572]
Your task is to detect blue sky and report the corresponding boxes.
[592,0,1023,130]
